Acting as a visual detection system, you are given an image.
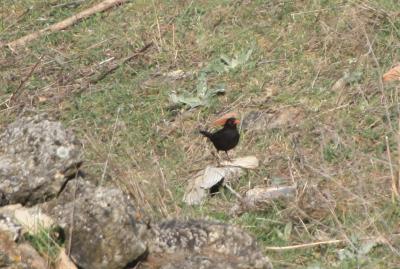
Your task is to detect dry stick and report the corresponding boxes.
[362,25,393,132]
[1,8,31,35]
[9,55,44,105]
[90,42,154,84]
[100,106,121,185]
[396,86,400,196]
[52,41,153,98]
[6,0,127,50]
[225,182,242,199]
[397,116,400,195]
[385,136,399,197]
[362,21,399,196]
[264,235,390,251]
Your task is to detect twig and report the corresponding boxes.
[9,55,44,105]
[288,157,295,185]
[311,67,321,89]
[395,84,400,196]
[264,235,390,251]
[100,107,121,185]
[398,110,400,195]
[51,0,86,9]
[225,182,242,199]
[265,238,344,250]
[290,4,347,20]
[385,136,399,198]
[90,42,153,84]
[6,0,127,50]
[153,154,167,195]
[361,24,393,132]
[0,8,31,35]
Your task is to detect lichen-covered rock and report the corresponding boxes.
[42,179,149,269]
[0,214,21,242]
[0,115,83,206]
[141,219,272,269]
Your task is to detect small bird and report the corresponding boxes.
[200,116,240,160]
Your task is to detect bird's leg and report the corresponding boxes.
[211,150,222,165]
[225,151,232,162]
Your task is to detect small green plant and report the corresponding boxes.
[169,48,253,109]
[205,48,254,74]
[169,73,225,109]
[23,226,64,266]
[336,237,380,268]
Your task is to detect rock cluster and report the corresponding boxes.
[0,115,272,269]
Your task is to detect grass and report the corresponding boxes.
[23,226,64,267]
[1,0,400,268]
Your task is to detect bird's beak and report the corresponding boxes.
[234,119,240,125]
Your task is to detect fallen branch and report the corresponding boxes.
[386,136,399,198]
[265,238,345,251]
[265,234,400,251]
[90,42,154,84]
[6,0,127,50]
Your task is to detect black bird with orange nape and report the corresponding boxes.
[200,112,240,159]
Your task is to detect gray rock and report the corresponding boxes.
[141,219,272,269]
[0,214,21,242]
[0,115,83,206]
[43,178,149,269]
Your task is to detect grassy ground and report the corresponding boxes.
[1,0,400,268]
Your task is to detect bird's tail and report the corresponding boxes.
[200,130,212,139]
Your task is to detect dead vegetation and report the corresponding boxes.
[1,0,400,267]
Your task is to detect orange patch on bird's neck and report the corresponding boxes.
[212,112,239,126]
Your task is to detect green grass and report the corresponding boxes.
[23,226,64,266]
[1,0,400,268]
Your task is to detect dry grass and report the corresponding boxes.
[1,0,400,267]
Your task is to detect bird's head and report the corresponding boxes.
[224,117,240,128]
[212,112,240,127]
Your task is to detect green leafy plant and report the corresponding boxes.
[205,48,254,74]
[169,73,225,109]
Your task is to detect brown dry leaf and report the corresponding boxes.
[183,156,259,205]
[331,77,346,91]
[182,186,207,205]
[201,166,243,188]
[183,171,207,205]
[383,65,400,82]
[37,96,48,103]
